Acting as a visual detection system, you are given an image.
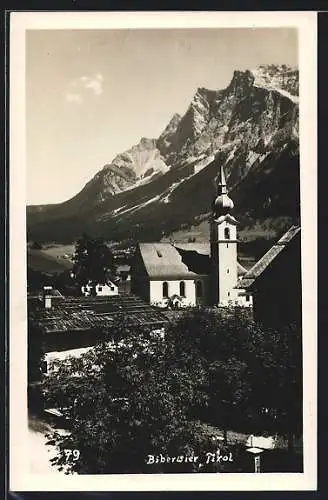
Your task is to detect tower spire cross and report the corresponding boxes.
[212,164,233,217]
[218,165,227,195]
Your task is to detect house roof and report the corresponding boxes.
[29,295,168,334]
[138,243,247,279]
[42,288,64,297]
[237,226,301,290]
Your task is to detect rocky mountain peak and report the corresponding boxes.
[226,69,255,97]
[166,113,182,130]
[252,64,299,98]
[138,137,157,149]
[156,113,182,156]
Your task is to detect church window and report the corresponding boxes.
[224,227,230,239]
[227,243,229,248]
[196,280,203,298]
[163,282,169,298]
[227,269,229,274]
[228,292,230,297]
[179,281,186,297]
[246,295,250,302]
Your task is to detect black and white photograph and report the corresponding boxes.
[10,11,317,491]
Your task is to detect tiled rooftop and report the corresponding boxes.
[29,295,168,333]
[237,226,301,290]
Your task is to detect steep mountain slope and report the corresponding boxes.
[27,65,300,244]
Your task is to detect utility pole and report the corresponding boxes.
[246,444,264,473]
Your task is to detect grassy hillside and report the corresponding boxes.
[27,248,73,274]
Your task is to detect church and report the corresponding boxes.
[131,165,252,308]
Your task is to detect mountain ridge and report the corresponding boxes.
[27,64,300,244]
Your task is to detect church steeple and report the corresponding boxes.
[212,165,234,217]
[218,164,227,195]
[210,162,238,305]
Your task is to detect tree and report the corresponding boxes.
[71,234,115,286]
[208,356,250,443]
[165,308,302,446]
[166,308,255,434]
[247,323,302,450]
[42,310,302,473]
[42,317,209,474]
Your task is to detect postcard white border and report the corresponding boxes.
[10,10,317,491]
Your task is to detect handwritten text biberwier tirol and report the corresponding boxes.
[146,449,234,466]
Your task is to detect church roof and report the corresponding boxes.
[237,225,301,290]
[138,243,205,279]
[138,243,247,279]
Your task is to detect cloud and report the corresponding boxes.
[81,74,103,96]
[65,73,104,103]
[65,92,83,104]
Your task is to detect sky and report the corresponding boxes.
[26,28,298,205]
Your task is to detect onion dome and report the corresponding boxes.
[213,165,234,216]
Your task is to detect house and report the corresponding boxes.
[81,280,119,297]
[237,226,301,327]
[131,164,252,308]
[28,294,168,375]
[116,264,131,281]
[116,265,132,294]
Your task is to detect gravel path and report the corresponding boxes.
[28,415,73,474]
[28,426,63,474]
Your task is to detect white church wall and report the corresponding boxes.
[149,278,208,308]
[150,279,195,307]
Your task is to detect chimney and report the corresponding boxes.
[43,286,53,309]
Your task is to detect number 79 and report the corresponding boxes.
[64,449,80,461]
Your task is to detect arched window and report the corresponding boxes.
[163,281,169,298]
[179,281,186,297]
[196,280,203,298]
[224,227,230,239]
